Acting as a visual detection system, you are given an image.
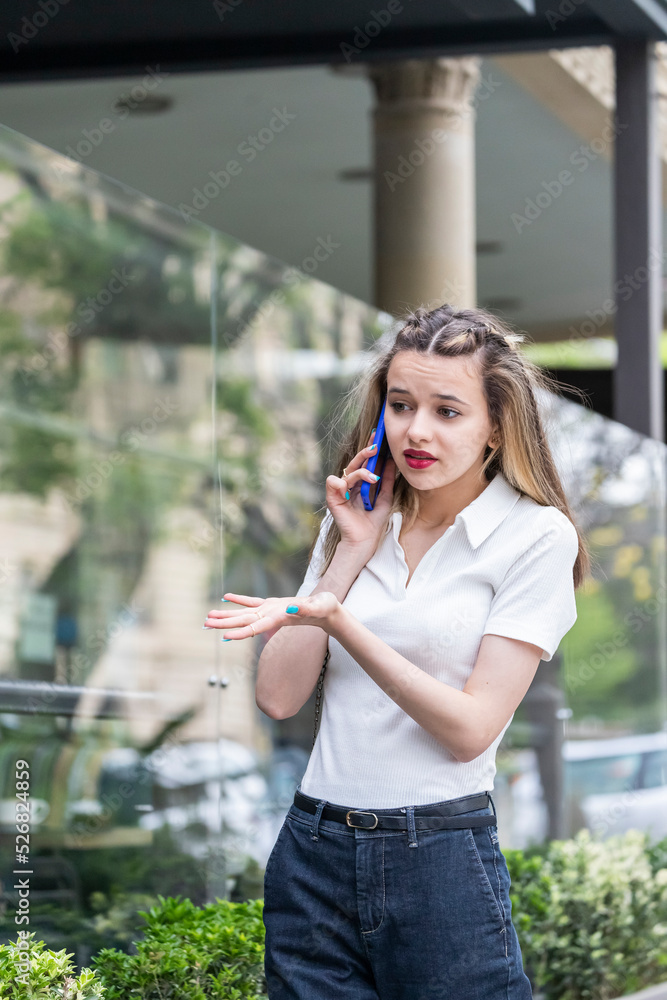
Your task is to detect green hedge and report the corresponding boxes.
[92,895,266,999]
[507,828,667,1000]
[0,933,104,999]
[0,896,267,1000]
[4,829,667,999]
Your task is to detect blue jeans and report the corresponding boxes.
[263,787,533,999]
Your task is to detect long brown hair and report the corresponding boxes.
[311,303,591,589]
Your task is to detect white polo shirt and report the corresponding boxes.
[295,470,579,809]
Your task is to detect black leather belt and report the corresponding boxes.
[293,789,496,831]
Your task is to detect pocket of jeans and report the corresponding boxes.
[465,824,507,939]
[263,818,290,884]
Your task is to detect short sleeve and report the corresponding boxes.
[482,511,579,661]
[295,509,334,598]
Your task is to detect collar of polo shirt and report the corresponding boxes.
[391,470,522,551]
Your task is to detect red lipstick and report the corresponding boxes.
[404,450,437,469]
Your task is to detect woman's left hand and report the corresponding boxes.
[203,590,341,640]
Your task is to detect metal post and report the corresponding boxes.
[613,39,665,442]
[523,655,567,841]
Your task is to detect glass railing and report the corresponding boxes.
[494,392,667,846]
[0,120,665,962]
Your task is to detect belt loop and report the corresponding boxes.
[488,792,497,819]
[406,805,418,848]
[311,799,327,841]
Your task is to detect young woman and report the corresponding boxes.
[204,303,591,999]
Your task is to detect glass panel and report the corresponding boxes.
[0,124,224,961]
[495,396,667,846]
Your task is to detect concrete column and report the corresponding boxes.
[366,57,482,316]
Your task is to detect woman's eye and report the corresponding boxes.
[389,402,458,418]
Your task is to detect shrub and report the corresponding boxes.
[7,831,667,1000]
[507,828,667,1000]
[92,895,267,999]
[0,932,105,998]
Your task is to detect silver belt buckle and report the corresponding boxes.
[346,809,378,829]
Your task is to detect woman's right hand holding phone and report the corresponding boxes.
[325,430,397,555]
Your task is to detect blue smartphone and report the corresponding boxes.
[360,397,391,510]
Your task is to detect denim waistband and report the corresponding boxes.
[295,785,493,814]
[292,786,497,844]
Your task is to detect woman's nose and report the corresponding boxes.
[407,417,434,444]
[410,410,433,437]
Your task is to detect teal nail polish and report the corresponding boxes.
[286,605,299,614]
[370,443,377,451]
[372,474,380,481]
[221,637,231,642]
[221,598,230,602]
[371,426,377,437]
[345,491,350,500]
[202,626,213,630]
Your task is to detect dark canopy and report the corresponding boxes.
[1,0,667,83]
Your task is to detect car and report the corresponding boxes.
[563,730,667,841]
[503,731,667,846]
